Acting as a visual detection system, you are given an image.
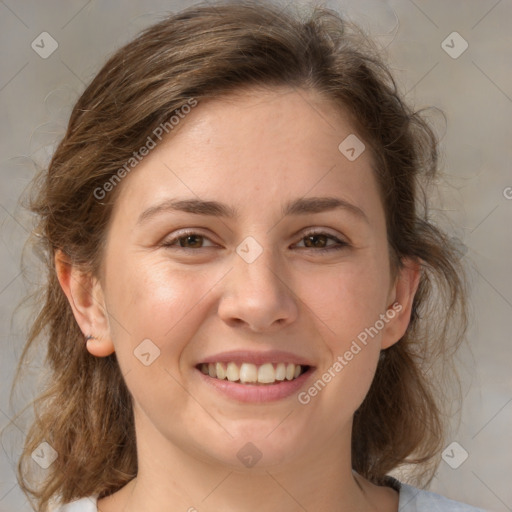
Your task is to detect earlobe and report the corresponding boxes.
[380,257,422,350]
[83,334,116,357]
[54,249,115,357]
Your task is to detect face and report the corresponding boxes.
[74,87,415,472]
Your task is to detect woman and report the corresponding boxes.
[13,1,488,510]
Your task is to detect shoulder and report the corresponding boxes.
[48,483,492,512]
[50,495,98,512]
[398,481,490,512]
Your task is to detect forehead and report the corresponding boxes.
[109,87,381,225]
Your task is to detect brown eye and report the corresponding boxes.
[161,231,216,249]
[303,233,330,248]
[295,231,349,253]
[177,234,204,248]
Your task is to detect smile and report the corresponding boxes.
[198,362,309,385]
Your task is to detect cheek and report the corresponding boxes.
[106,256,221,357]
[104,259,215,411]
[300,266,386,419]
[313,347,380,429]
[307,258,390,346]
[298,257,388,411]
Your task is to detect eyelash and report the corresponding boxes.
[160,229,349,254]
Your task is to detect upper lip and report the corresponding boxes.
[197,349,314,367]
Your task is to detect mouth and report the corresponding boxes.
[194,350,316,402]
[195,361,312,385]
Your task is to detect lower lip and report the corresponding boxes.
[195,367,315,403]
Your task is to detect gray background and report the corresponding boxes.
[0,0,511,511]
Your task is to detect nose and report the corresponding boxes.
[217,244,299,332]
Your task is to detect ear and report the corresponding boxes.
[380,257,421,350]
[54,249,115,357]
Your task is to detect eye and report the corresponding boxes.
[161,230,216,250]
[161,229,349,254]
[294,230,349,253]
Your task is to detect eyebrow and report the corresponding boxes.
[136,196,369,225]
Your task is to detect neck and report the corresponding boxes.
[99,408,390,512]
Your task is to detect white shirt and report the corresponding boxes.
[51,479,491,511]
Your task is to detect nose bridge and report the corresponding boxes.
[234,233,285,298]
[218,233,298,330]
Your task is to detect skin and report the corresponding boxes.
[56,86,420,512]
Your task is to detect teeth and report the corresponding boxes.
[215,362,226,380]
[199,361,306,384]
[257,363,275,383]
[275,363,286,381]
[239,363,258,383]
[226,362,239,382]
[285,363,295,380]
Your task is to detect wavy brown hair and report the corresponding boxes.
[7,0,468,510]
